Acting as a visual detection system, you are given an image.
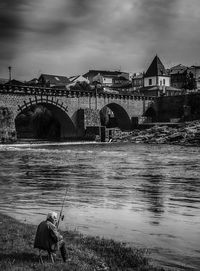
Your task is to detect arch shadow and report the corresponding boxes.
[100,103,131,130]
[144,107,157,122]
[16,100,77,139]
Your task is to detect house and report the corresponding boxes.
[132,73,144,91]
[169,64,200,91]
[0,78,8,85]
[83,70,130,87]
[68,75,89,84]
[4,79,24,86]
[188,66,200,90]
[144,55,170,88]
[113,75,130,85]
[68,75,90,89]
[38,74,70,88]
[138,55,183,97]
[26,78,39,86]
[169,64,188,89]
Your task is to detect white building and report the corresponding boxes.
[144,55,170,88]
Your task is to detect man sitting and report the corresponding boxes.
[34,211,67,262]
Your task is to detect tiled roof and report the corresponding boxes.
[132,73,143,79]
[169,64,188,75]
[69,75,80,82]
[5,79,24,85]
[39,74,70,85]
[0,78,8,84]
[26,78,39,85]
[145,55,168,77]
[83,70,124,77]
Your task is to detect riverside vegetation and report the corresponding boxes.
[0,214,168,271]
[112,120,200,146]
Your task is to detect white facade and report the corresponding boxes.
[102,76,113,86]
[144,76,170,87]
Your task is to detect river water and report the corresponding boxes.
[0,142,199,270]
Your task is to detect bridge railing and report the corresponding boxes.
[0,84,156,101]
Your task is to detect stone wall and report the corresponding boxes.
[186,93,200,120]
[83,108,101,128]
[0,107,17,143]
[156,95,185,122]
[155,93,200,122]
[0,88,153,138]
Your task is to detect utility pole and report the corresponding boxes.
[8,66,12,82]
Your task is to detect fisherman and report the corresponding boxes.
[34,211,67,262]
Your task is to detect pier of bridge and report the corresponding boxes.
[0,84,155,141]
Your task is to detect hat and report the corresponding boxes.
[47,211,58,222]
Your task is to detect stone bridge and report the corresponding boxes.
[0,84,155,139]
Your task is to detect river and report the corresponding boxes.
[0,142,199,270]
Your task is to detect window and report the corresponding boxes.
[163,79,165,85]
[160,80,162,85]
[149,79,152,85]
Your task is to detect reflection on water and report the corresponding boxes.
[0,142,200,270]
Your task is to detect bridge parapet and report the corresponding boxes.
[0,84,155,101]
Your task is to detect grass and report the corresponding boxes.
[0,213,167,271]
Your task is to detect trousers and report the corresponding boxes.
[51,239,67,262]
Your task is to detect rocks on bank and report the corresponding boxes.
[111,120,200,146]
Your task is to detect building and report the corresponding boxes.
[0,78,8,85]
[83,70,130,87]
[68,75,89,84]
[26,78,39,86]
[138,55,183,97]
[144,55,170,88]
[169,64,188,89]
[38,74,70,88]
[132,73,144,91]
[170,64,200,91]
[188,66,200,90]
[4,79,24,86]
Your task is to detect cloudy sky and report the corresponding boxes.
[0,0,200,80]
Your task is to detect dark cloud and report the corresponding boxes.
[0,0,102,63]
[66,0,96,17]
[136,1,178,46]
[123,0,179,69]
[0,0,200,79]
[0,0,27,38]
[139,0,178,26]
[0,0,36,66]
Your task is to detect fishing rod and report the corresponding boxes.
[57,187,68,229]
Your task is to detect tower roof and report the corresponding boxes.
[145,55,167,77]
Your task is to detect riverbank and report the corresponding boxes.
[0,214,167,271]
[112,120,200,146]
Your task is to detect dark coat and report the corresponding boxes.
[34,219,60,252]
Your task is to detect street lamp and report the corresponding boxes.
[92,80,100,110]
[8,66,12,82]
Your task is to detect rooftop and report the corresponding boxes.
[39,74,70,85]
[83,70,128,77]
[145,55,168,77]
[170,64,188,74]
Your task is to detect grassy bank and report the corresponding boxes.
[0,214,166,271]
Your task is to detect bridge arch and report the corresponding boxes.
[144,107,157,122]
[100,103,131,130]
[15,98,76,139]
